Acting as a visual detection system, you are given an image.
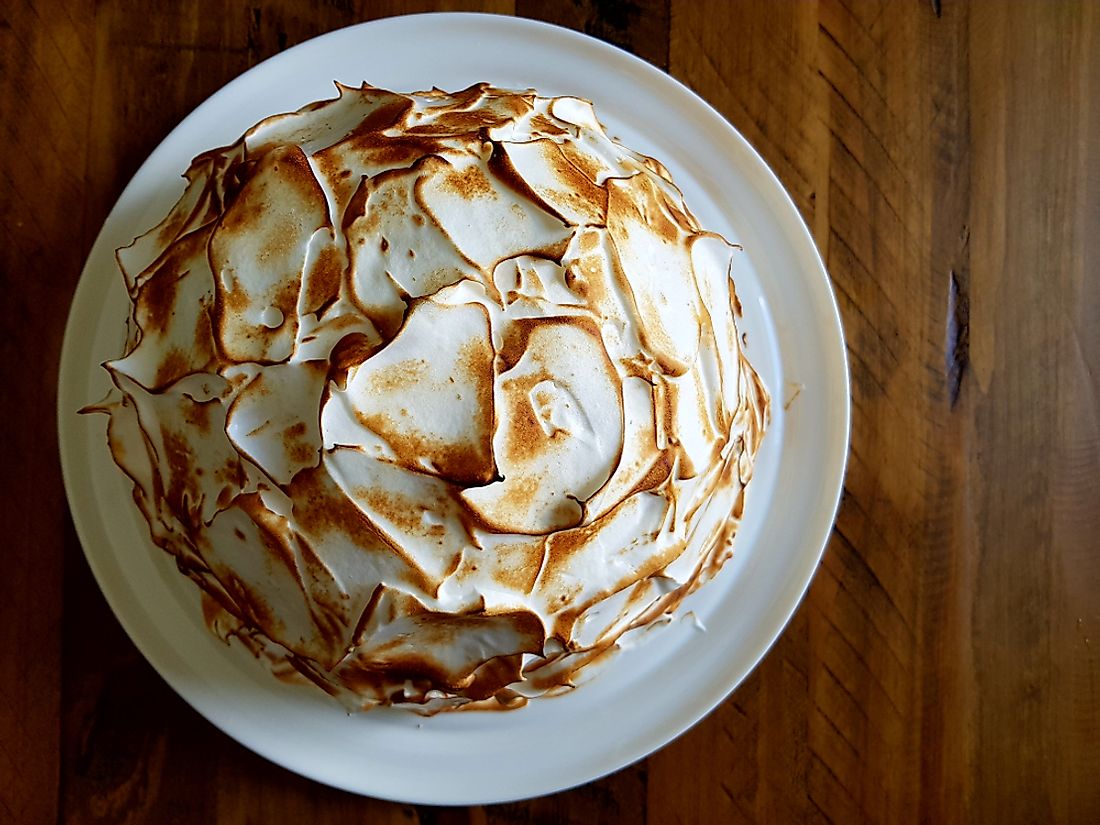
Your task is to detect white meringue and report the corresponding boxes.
[90,82,769,712]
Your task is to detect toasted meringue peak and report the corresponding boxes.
[224,360,327,486]
[339,299,495,485]
[210,144,330,364]
[90,82,769,713]
[462,318,622,535]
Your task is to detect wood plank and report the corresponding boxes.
[917,0,976,819]
[517,0,669,70]
[484,763,647,825]
[967,2,1100,821]
[0,0,94,822]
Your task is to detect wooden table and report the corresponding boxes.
[3,1,1098,822]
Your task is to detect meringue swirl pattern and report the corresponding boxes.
[90,83,770,712]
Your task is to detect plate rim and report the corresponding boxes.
[58,11,850,805]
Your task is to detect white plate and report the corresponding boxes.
[58,13,848,805]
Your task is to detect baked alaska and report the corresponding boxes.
[88,82,770,713]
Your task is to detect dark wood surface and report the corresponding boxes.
[3,1,1098,822]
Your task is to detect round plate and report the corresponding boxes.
[59,13,848,805]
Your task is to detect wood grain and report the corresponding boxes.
[1,1,1097,823]
[0,1,94,823]
[966,5,1100,821]
[517,0,669,70]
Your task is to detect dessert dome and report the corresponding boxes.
[90,82,769,712]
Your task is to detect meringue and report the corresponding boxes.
[89,83,769,712]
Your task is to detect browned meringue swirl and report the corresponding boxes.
[88,82,770,713]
